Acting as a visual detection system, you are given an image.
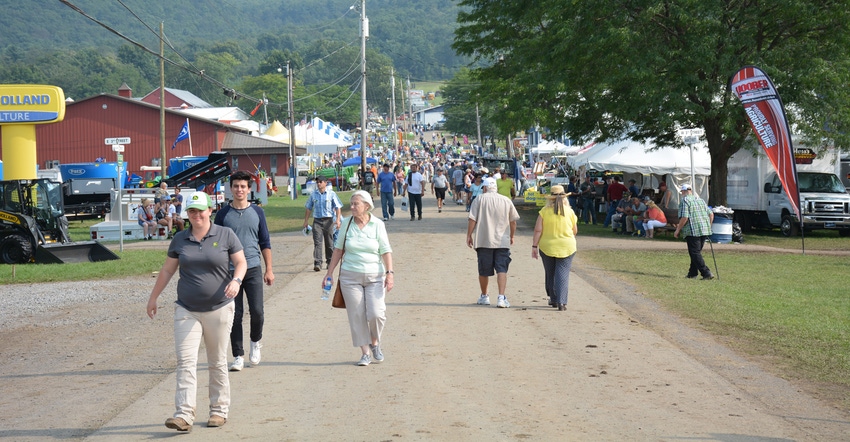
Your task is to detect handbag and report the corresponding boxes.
[331,219,353,309]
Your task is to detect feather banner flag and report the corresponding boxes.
[730,66,801,221]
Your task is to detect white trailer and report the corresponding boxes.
[727,147,850,236]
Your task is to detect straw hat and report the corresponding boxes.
[550,185,566,195]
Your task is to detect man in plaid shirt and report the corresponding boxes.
[674,184,715,280]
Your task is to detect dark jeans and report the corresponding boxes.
[581,198,596,224]
[380,191,395,218]
[603,200,618,227]
[540,250,575,306]
[312,217,334,266]
[408,193,423,218]
[685,235,711,277]
[231,265,264,357]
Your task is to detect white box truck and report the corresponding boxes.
[727,147,850,236]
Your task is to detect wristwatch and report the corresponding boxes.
[385,271,394,274]
[232,277,242,284]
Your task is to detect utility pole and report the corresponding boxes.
[359,0,368,174]
[475,102,482,156]
[399,78,406,137]
[159,22,166,179]
[407,75,412,134]
[390,68,396,152]
[262,92,269,127]
[287,61,296,199]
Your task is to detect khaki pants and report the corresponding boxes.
[339,269,386,347]
[173,302,235,424]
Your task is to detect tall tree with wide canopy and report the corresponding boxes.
[453,0,850,204]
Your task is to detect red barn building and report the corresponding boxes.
[0,88,296,181]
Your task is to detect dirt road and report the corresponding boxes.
[1,196,848,441]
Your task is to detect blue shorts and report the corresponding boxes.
[476,248,511,276]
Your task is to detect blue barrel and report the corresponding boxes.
[710,213,733,243]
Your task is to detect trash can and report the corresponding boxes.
[710,212,734,243]
[301,181,316,196]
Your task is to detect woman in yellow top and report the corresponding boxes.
[531,185,579,311]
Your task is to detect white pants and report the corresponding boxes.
[339,269,386,347]
[173,302,235,424]
[643,219,667,232]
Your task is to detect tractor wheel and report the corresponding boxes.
[0,234,34,264]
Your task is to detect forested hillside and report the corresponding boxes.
[0,0,465,123]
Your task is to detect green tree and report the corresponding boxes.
[237,73,290,123]
[441,68,497,145]
[454,0,850,204]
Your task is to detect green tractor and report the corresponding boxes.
[0,178,119,264]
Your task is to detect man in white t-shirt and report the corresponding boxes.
[403,163,426,221]
[467,177,520,308]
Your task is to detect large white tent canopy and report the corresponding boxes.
[568,138,712,202]
[531,139,580,155]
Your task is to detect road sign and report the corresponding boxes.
[112,144,124,152]
[105,137,131,145]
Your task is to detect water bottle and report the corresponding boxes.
[321,276,332,300]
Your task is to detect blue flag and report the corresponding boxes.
[171,120,190,150]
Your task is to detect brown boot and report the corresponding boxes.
[207,415,227,427]
[165,417,192,432]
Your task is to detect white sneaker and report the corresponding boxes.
[357,354,371,366]
[390,215,394,220]
[370,344,384,363]
[249,341,262,365]
[229,356,244,372]
[496,295,510,308]
[477,294,491,305]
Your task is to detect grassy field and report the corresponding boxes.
[516,207,850,409]
[410,80,447,106]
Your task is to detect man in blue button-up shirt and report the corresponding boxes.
[303,176,343,271]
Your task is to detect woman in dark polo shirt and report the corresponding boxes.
[146,192,247,432]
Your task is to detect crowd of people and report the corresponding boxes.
[568,175,679,239]
[145,147,718,433]
[137,182,185,240]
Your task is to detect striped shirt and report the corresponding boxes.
[306,189,343,219]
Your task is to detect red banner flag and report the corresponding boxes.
[730,66,801,220]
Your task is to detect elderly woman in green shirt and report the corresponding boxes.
[531,185,579,311]
[324,190,394,366]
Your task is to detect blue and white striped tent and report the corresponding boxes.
[293,117,354,148]
[312,117,354,144]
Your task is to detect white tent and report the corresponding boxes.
[569,138,712,203]
[531,139,580,155]
[292,117,354,148]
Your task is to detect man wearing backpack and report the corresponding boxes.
[403,163,426,221]
[359,166,376,196]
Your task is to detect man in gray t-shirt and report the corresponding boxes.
[215,171,274,371]
[451,163,465,204]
